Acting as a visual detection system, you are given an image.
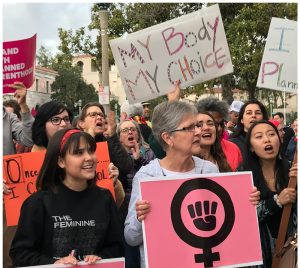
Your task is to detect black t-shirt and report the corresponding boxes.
[10,184,123,267]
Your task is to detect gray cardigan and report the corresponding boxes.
[3,108,34,156]
[124,156,219,268]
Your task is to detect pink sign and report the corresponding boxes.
[3,34,37,93]
[140,172,263,268]
[20,258,125,268]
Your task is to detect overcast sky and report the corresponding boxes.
[3,2,98,55]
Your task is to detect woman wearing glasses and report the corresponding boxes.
[78,102,134,178]
[124,101,221,268]
[31,101,73,152]
[117,120,155,268]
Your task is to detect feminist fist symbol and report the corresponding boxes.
[187,201,218,231]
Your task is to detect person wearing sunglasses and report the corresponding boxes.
[31,101,73,152]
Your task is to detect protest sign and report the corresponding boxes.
[110,4,233,104]
[257,17,297,93]
[3,142,114,226]
[3,34,37,93]
[19,258,125,268]
[140,172,262,268]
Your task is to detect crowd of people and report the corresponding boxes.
[3,81,297,268]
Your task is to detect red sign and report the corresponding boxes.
[3,34,36,93]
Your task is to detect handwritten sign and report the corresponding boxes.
[257,17,297,93]
[19,258,125,268]
[140,172,262,268]
[110,4,233,104]
[3,34,37,93]
[3,142,114,226]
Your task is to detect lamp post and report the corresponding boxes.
[99,9,110,114]
[74,99,82,115]
[269,96,274,117]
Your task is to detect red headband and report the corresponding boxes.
[60,129,81,153]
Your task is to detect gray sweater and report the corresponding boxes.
[3,108,34,156]
[124,156,219,268]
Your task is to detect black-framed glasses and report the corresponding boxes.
[170,124,196,133]
[86,112,105,118]
[120,127,137,133]
[48,116,71,125]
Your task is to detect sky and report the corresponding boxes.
[3,2,98,55]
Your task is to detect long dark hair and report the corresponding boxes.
[231,99,268,138]
[244,120,289,192]
[197,112,232,172]
[36,128,97,191]
[32,101,73,148]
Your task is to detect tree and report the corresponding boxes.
[36,46,53,68]
[50,66,98,115]
[222,3,297,100]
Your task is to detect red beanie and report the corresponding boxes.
[269,119,280,128]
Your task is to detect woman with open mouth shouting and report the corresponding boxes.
[238,120,297,268]
[117,119,155,268]
[191,112,232,172]
[230,100,269,160]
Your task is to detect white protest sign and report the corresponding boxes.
[109,4,233,104]
[257,17,297,93]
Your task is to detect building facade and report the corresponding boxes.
[3,66,57,110]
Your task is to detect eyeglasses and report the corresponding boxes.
[171,124,196,133]
[48,116,71,125]
[196,121,215,129]
[120,127,137,133]
[86,112,105,118]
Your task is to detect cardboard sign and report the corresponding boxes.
[3,34,37,93]
[257,17,297,93]
[19,258,125,268]
[3,142,114,227]
[140,172,263,268]
[110,4,233,104]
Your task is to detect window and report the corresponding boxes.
[77,61,84,72]
[35,79,39,91]
[46,81,49,93]
[91,59,97,72]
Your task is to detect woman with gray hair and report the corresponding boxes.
[117,119,155,268]
[120,100,152,143]
[124,101,220,268]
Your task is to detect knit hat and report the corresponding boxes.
[229,100,244,113]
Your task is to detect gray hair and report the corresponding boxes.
[152,101,197,150]
[195,96,229,120]
[120,100,143,118]
[117,119,149,149]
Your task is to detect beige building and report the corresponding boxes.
[72,55,128,106]
[72,54,100,91]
